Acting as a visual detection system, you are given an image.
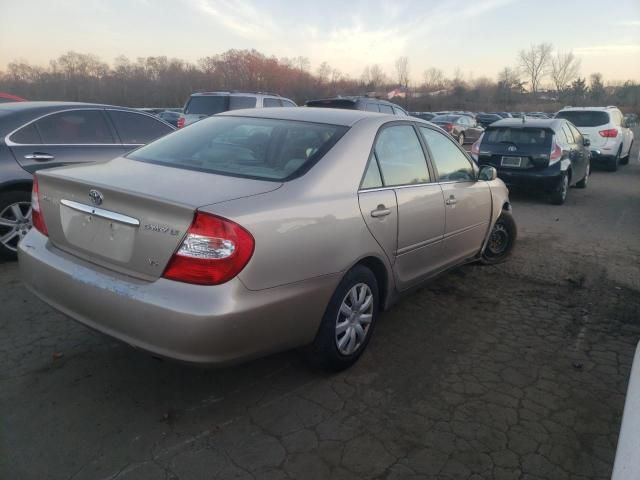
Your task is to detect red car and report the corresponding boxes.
[0,92,26,103]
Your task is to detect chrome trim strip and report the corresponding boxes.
[443,222,486,239]
[396,236,442,255]
[60,199,140,226]
[4,107,173,147]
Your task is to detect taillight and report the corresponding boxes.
[31,177,48,236]
[445,123,453,131]
[549,142,563,165]
[598,128,618,138]
[163,212,254,285]
[176,116,185,129]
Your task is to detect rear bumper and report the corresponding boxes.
[19,231,338,366]
[482,163,563,191]
[589,150,616,165]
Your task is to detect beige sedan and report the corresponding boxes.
[19,108,516,370]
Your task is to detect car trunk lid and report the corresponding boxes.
[477,126,554,169]
[36,157,281,280]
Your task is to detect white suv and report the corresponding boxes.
[178,91,297,128]
[555,106,634,171]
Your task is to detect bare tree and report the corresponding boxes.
[550,51,581,93]
[590,72,606,102]
[316,61,331,84]
[395,56,410,89]
[518,43,553,93]
[423,67,444,91]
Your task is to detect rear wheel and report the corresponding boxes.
[620,141,632,165]
[0,190,32,260]
[481,212,517,264]
[304,265,379,371]
[607,148,621,171]
[550,172,569,205]
[458,133,465,145]
[575,161,590,188]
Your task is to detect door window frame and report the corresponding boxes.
[358,120,438,191]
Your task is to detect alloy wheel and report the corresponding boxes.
[0,201,32,252]
[335,283,373,356]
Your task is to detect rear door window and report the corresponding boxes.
[107,110,174,145]
[185,96,229,115]
[35,110,115,144]
[263,98,282,108]
[379,105,394,114]
[555,111,609,127]
[366,103,380,112]
[229,96,257,110]
[10,123,42,144]
[282,99,297,107]
[420,127,474,182]
[374,125,430,186]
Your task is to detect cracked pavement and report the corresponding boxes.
[1,138,639,479]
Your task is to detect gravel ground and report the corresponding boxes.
[1,135,639,479]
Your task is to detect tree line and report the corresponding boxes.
[1,47,638,113]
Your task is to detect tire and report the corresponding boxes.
[0,190,32,261]
[575,161,590,188]
[481,212,517,265]
[607,148,620,171]
[550,172,569,205]
[620,141,632,165]
[458,132,465,145]
[303,265,379,371]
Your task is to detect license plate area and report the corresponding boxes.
[501,156,523,167]
[59,204,136,262]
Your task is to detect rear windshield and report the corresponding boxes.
[431,115,459,122]
[555,111,609,127]
[306,100,356,110]
[128,116,348,181]
[483,127,552,147]
[184,96,257,115]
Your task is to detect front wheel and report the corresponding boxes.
[481,212,517,265]
[303,265,379,371]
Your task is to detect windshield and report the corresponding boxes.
[128,116,348,181]
[306,99,356,109]
[483,127,553,147]
[555,111,609,127]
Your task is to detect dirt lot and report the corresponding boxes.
[2,138,640,480]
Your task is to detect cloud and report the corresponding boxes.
[190,0,277,40]
[616,20,640,26]
[574,44,640,55]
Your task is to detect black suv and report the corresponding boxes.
[471,118,591,205]
[305,96,409,116]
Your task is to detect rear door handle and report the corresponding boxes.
[445,195,457,206]
[24,152,55,161]
[371,205,391,218]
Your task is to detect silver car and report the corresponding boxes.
[19,108,516,370]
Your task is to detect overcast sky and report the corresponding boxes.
[2,0,639,83]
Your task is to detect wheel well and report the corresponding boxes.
[355,256,388,310]
[1,182,32,195]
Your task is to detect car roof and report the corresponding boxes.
[558,106,618,112]
[490,118,565,129]
[190,91,282,97]
[218,106,395,126]
[306,96,398,106]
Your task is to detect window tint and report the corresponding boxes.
[374,125,429,186]
[185,96,228,115]
[229,96,257,109]
[379,104,394,114]
[420,127,474,182]
[263,98,282,108]
[10,123,42,144]
[555,111,609,127]
[282,100,297,107]
[35,110,114,144]
[128,116,348,181]
[361,155,383,189]
[366,103,379,112]
[483,127,552,147]
[108,111,173,144]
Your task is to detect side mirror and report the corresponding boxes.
[478,166,497,181]
[583,138,591,147]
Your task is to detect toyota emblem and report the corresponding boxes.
[507,145,517,152]
[89,189,104,206]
